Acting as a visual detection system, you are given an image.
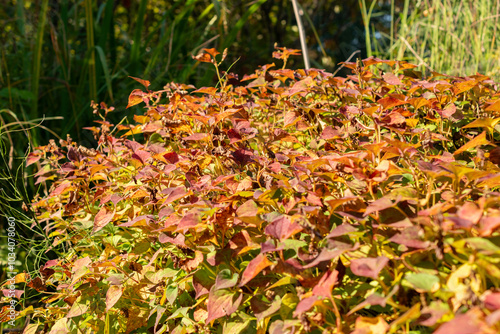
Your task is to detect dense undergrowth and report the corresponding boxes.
[9,48,500,333]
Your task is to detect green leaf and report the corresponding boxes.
[266,276,298,291]
[166,285,179,305]
[404,273,440,293]
[222,320,252,334]
[215,269,239,291]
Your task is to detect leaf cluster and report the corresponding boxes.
[13,48,500,333]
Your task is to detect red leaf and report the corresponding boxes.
[380,111,406,125]
[485,292,500,310]
[320,126,341,140]
[312,270,339,298]
[26,152,42,167]
[479,216,500,236]
[457,202,482,225]
[434,308,493,334]
[383,72,403,86]
[227,128,242,144]
[183,133,209,141]
[206,289,243,324]
[284,111,298,127]
[214,269,238,291]
[131,150,151,164]
[295,242,357,269]
[163,152,179,164]
[436,103,456,119]
[264,215,303,241]
[306,192,323,206]
[364,197,395,216]
[239,253,273,287]
[350,256,389,279]
[327,224,357,238]
[176,210,202,231]
[290,77,314,95]
[162,187,189,205]
[158,233,186,248]
[93,207,115,233]
[389,226,430,249]
[293,296,318,315]
[50,181,72,196]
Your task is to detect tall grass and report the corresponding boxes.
[2,0,273,151]
[367,0,500,79]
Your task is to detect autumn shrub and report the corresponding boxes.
[12,47,500,333]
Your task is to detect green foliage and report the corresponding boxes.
[14,48,500,333]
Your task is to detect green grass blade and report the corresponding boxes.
[31,0,49,125]
[223,0,267,50]
[95,46,114,102]
[85,0,97,102]
[130,0,148,75]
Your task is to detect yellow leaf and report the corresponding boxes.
[463,118,500,129]
[355,316,389,334]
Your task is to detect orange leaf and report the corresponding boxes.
[453,80,477,95]
[128,76,150,89]
[193,87,218,95]
[203,48,220,57]
[408,97,430,110]
[378,96,407,110]
[126,89,145,109]
[485,99,500,112]
[454,131,490,156]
